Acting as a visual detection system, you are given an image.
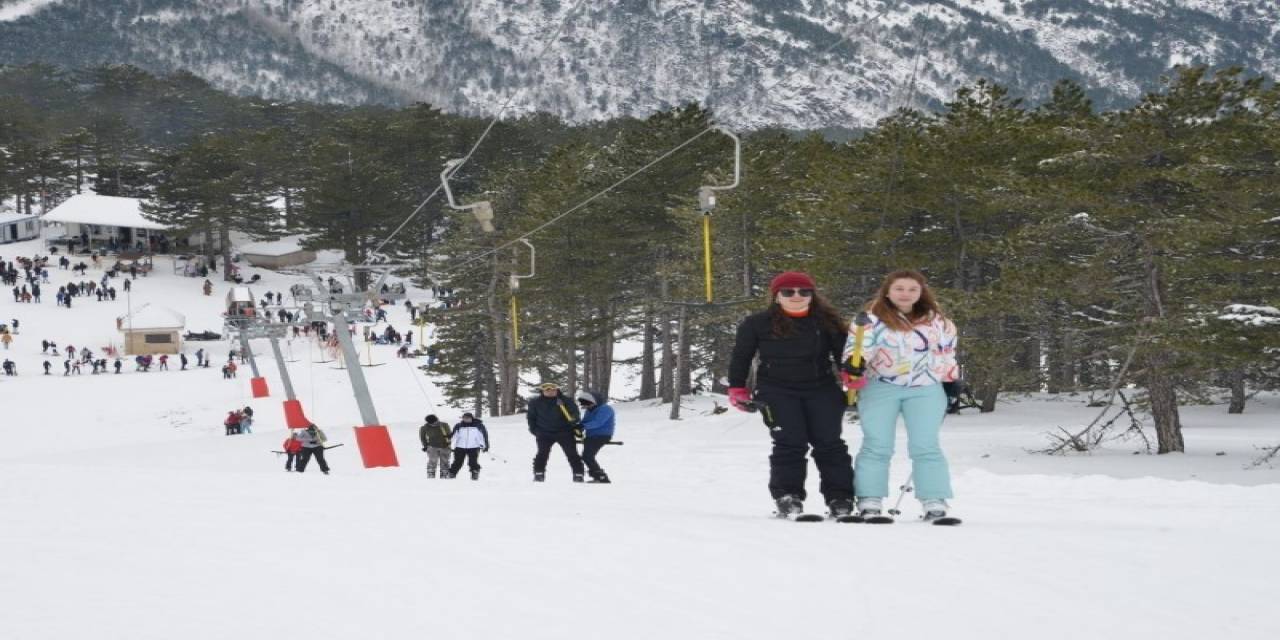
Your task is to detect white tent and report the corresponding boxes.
[43,194,168,230]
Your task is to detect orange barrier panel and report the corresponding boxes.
[250,376,269,398]
[353,425,399,468]
[283,400,312,428]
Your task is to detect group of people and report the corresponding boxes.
[727,269,960,522]
[280,424,330,474]
[413,382,617,483]
[224,406,255,435]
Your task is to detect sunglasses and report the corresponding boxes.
[778,288,814,298]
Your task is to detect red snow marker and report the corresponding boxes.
[353,425,399,468]
[283,400,311,428]
[250,376,270,398]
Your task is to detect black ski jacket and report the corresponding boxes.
[527,392,581,436]
[419,420,452,449]
[728,309,846,391]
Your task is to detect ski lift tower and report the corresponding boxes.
[305,266,408,469]
[223,286,315,429]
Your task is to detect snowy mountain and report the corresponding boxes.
[1,0,1277,128]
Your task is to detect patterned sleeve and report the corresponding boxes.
[936,317,959,382]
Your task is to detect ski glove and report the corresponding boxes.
[727,387,752,412]
[572,427,585,442]
[841,372,867,391]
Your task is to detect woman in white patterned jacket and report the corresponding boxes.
[843,270,959,521]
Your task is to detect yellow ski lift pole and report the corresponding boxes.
[846,311,870,406]
[440,158,495,232]
[696,126,741,304]
[508,239,535,350]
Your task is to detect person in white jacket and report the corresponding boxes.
[843,270,959,521]
[447,413,489,480]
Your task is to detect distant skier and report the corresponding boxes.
[843,270,959,523]
[180,353,188,370]
[418,414,452,479]
[576,390,615,483]
[224,411,241,436]
[447,413,489,480]
[727,271,855,520]
[527,382,584,482]
[295,424,330,475]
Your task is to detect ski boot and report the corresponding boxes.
[921,499,962,526]
[470,470,480,481]
[858,497,893,524]
[533,471,546,482]
[588,471,611,484]
[827,498,862,523]
[572,473,585,483]
[775,494,822,521]
[427,469,436,479]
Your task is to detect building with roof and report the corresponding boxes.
[116,305,186,355]
[0,212,40,244]
[42,194,215,254]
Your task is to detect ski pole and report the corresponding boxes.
[888,472,914,516]
[845,311,870,407]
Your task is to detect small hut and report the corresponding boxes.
[0,212,40,244]
[117,305,186,355]
[238,236,316,269]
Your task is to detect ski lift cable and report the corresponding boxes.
[429,3,902,282]
[877,1,938,248]
[407,4,906,288]
[365,0,593,260]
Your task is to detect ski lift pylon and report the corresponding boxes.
[692,126,742,305]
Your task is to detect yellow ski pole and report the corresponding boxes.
[846,311,870,406]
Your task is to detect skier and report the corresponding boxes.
[295,424,330,474]
[180,352,188,370]
[843,270,959,523]
[1,331,11,350]
[576,390,615,483]
[418,414,452,479]
[239,406,254,434]
[42,360,50,375]
[158,354,168,371]
[727,271,856,520]
[113,358,122,374]
[526,382,585,482]
[447,413,489,480]
[195,348,205,368]
[224,410,241,436]
[202,279,212,296]
[282,431,303,472]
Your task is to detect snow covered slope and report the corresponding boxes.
[1,1,1277,129]
[0,236,1278,638]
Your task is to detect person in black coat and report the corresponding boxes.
[526,382,584,482]
[726,271,856,519]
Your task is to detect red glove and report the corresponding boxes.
[841,372,867,390]
[727,387,752,412]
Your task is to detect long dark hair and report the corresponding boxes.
[867,269,947,332]
[769,291,849,337]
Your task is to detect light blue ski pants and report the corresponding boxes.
[854,381,953,500]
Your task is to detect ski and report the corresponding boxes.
[832,514,864,523]
[927,515,963,526]
[862,514,895,524]
[793,513,825,522]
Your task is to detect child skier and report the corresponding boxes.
[282,431,303,472]
[418,414,452,479]
[576,390,616,483]
[447,413,489,480]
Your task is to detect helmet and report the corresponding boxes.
[576,390,596,405]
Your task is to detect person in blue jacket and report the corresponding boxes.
[576,390,615,483]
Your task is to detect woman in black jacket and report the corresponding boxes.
[727,271,855,519]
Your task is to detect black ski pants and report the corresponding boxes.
[297,447,329,473]
[285,452,299,471]
[582,436,611,478]
[756,384,854,503]
[532,432,584,475]
[449,448,482,476]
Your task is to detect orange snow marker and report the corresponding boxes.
[353,425,399,468]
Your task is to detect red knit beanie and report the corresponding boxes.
[769,271,816,296]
